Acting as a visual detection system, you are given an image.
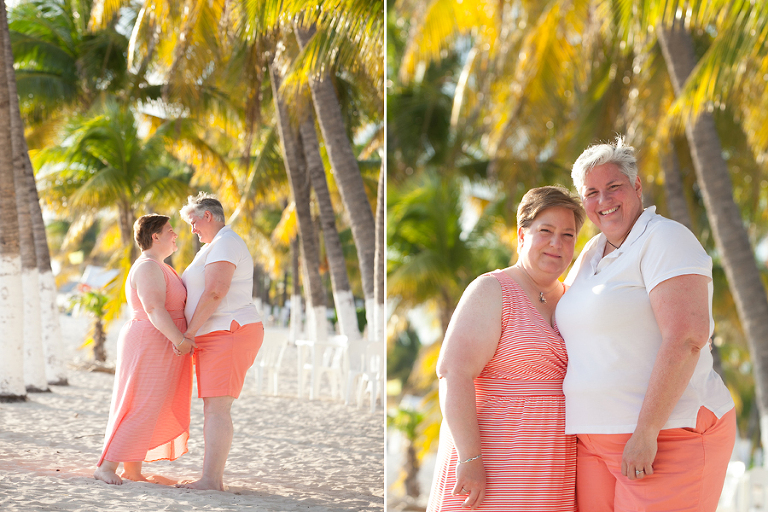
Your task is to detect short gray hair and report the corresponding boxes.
[571,136,638,194]
[180,192,226,223]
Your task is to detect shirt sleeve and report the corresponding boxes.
[206,233,239,266]
[640,219,712,293]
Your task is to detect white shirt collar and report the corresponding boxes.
[590,206,656,272]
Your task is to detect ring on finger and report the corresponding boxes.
[635,469,644,475]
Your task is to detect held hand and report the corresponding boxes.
[174,336,197,356]
[622,430,657,481]
[452,457,486,509]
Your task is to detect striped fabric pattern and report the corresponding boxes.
[426,269,576,511]
[97,259,193,466]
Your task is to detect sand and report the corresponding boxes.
[0,314,384,511]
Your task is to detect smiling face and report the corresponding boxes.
[186,210,214,244]
[152,221,178,256]
[581,163,643,242]
[518,206,578,277]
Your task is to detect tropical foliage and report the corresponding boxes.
[387,0,768,500]
[1,0,384,397]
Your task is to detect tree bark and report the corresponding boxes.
[661,142,693,231]
[373,164,385,343]
[299,110,360,342]
[658,22,768,447]
[290,236,303,341]
[294,24,376,323]
[0,0,26,401]
[271,62,327,342]
[25,150,68,386]
[3,13,47,392]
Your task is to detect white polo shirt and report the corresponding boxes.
[182,226,261,335]
[555,206,733,434]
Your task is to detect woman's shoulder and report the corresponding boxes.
[461,272,503,304]
[644,213,702,248]
[130,258,166,288]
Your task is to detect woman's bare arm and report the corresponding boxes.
[436,275,503,509]
[184,261,236,337]
[621,273,711,480]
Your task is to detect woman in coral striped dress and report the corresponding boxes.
[94,214,195,485]
[427,186,584,511]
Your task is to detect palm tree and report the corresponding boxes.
[388,171,511,335]
[3,10,48,392]
[299,109,361,341]
[654,11,768,444]
[373,164,385,343]
[9,0,133,148]
[24,149,69,386]
[294,23,377,329]
[34,100,191,261]
[0,0,26,401]
[271,61,327,341]
[70,290,110,362]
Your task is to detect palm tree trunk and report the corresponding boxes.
[92,319,106,363]
[271,62,327,342]
[25,150,68,386]
[290,236,303,341]
[299,111,360,342]
[118,203,136,261]
[3,16,47,392]
[0,0,26,401]
[661,141,693,230]
[374,164,385,343]
[658,22,768,447]
[294,24,376,327]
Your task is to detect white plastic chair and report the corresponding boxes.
[360,342,385,413]
[296,335,348,400]
[344,341,385,412]
[345,339,368,406]
[252,329,289,395]
[737,465,768,512]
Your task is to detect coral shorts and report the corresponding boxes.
[192,320,263,399]
[576,406,736,512]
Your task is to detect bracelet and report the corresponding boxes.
[458,454,482,464]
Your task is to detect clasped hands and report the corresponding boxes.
[173,332,197,356]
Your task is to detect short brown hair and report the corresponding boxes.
[517,186,585,232]
[134,214,170,251]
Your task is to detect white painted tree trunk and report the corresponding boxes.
[290,293,303,342]
[22,268,47,391]
[372,300,386,345]
[365,298,376,341]
[0,255,25,397]
[39,270,67,384]
[306,305,327,343]
[334,290,360,343]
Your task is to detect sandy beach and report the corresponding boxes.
[0,314,384,511]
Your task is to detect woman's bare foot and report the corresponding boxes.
[175,478,227,491]
[120,471,149,482]
[94,468,123,485]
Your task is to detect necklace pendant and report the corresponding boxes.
[539,292,546,304]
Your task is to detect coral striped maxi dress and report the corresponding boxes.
[427,269,576,511]
[97,259,193,466]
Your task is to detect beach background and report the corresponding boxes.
[0,313,385,512]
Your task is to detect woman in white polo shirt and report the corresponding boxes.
[556,137,735,511]
[177,192,264,491]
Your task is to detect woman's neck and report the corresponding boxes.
[141,248,167,262]
[515,261,559,291]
